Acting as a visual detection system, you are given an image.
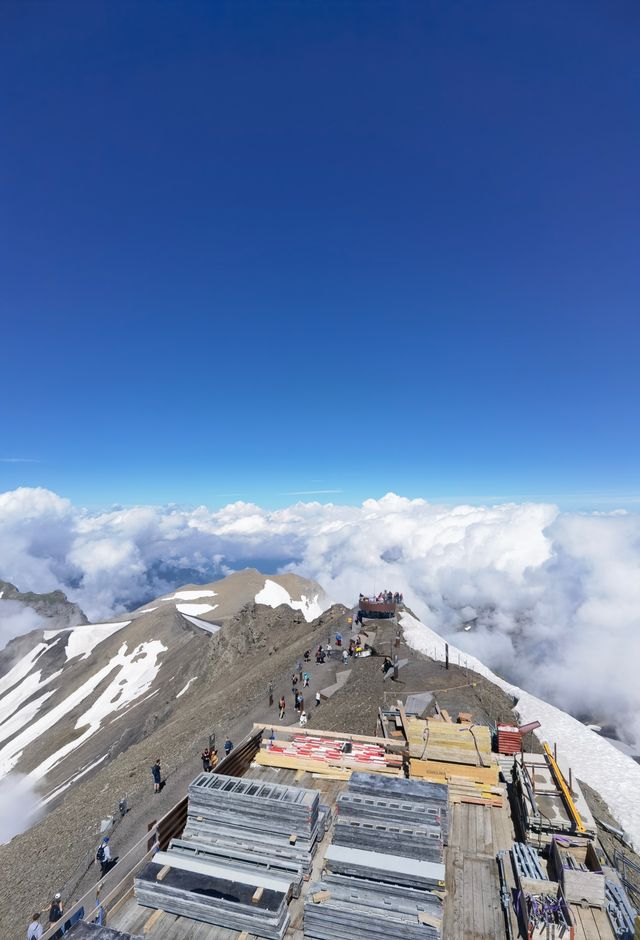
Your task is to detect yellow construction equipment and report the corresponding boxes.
[543,741,586,833]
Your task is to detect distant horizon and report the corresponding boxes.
[2,481,640,515]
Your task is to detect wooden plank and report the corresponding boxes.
[312,890,331,903]
[156,865,170,882]
[143,908,164,934]
[251,886,264,904]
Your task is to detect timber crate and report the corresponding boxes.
[519,878,575,940]
[551,837,605,906]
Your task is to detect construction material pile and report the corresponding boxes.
[304,771,447,940]
[497,723,522,755]
[511,750,597,846]
[254,729,403,779]
[406,715,503,807]
[135,773,328,939]
[511,840,574,940]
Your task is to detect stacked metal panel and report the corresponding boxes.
[347,771,449,842]
[187,773,320,841]
[323,844,445,890]
[304,894,440,940]
[167,838,305,897]
[135,772,326,937]
[304,772,446,940]
[333,816,443,861]
[135,859,290,940]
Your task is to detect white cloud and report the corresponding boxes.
[0,774,43,844]
[0,487,639,749]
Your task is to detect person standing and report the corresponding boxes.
[315,691,321,707]
[268,681,274,707]
[151,759,162,793]
[296,660,303,682]
[224,736,234,757]
[303,671,310,687]
[278,695,286,720]
[201,747,212,772]
[26,913,43,940]
[299,710,308,726]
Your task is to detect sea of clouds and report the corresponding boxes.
[1,486,639,748]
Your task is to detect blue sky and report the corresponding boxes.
[1,1,638,510]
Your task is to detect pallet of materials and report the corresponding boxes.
[409,758,503,807]
[254,734,403,775]
[512,753,597,845]
[406,716,492,766]
[134,858,290,940]
[551,837,605,905]
[188,772,319,837]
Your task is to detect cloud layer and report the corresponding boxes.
[1,487,639,746]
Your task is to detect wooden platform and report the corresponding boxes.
[107,764,344,940]
[443,799,517,940]
[570,902,615,940]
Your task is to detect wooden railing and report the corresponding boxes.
[38,729,263,937]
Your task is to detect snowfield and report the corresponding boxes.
[255,579,324,622]
[43,621,131,661]
[400,611,640,852]
[0,639,166,781]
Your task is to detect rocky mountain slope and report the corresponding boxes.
[0,569,326,819]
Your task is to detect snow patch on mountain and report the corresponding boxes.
[179,613,221,635]
[400,610,640,852]
[255,579,323,622]
[0,640,166,781]
[42,621,131,662]
[175,603,217,616]
[163,590,217,601]
[176,677,197,698]
[0,642,51,697]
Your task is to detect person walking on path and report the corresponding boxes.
[49,894,64,939]
[26,913,43,940]
[315,691,321,707]
[96,837,111,877]
[268,681,274,707]
[299,710,308,726]
[151,759,162,793]
[279,695,286,720]
[303,671,310,687]
[201,748,212,772]
[224,737,234,757]
[296,661,303,682]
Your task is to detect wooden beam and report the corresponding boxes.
[156,865,170,882]
[143,908,164,934]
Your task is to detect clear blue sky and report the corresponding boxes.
[1,1,638,509]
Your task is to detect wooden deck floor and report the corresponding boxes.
[443,797,517,940]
